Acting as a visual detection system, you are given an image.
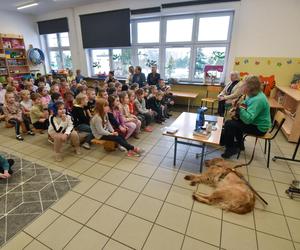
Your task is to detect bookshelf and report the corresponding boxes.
[0,33,30,80]
[271,86,300,142]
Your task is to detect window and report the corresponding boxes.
[195,47,226,81]
[165,48,191,79]
[198,16,230,41]
[112,48,132,77]
[166,19,193,42]
[137,21,160,43]
[91,49,110,75]
[43,32,72,70]
[138,48,159,75]
[86,12,233,83]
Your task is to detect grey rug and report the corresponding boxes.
[0,151,80,246]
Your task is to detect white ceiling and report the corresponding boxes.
[0,0,112,15]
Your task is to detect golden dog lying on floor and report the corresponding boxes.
[184,158,255,214]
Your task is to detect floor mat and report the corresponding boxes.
[0,151,80,246]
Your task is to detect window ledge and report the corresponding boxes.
[174,81,224,86]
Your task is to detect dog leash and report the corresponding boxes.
[230,138,269,205]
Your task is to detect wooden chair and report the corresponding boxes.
[237,110,286,168]
[200,86,222,114]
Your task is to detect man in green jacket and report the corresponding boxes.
[221,75,271,158]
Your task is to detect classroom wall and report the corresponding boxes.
[0,10,44,74]
[35,0,300,78]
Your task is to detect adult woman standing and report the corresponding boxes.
[221,75,271,158]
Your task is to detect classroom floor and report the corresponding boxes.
[0,112,300,250]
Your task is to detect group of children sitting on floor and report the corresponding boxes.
[0,67,175,164]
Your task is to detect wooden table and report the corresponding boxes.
[163,112,224,172]
[171,91,199,112]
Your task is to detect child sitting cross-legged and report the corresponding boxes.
[3,92,34,141]
[48,101,81,162]
[0,155,14,179]
[30,93,49,131]
[107,95,131,148]
[134,88,153,132]
[71,93,93,150]
[20,90,32,120]
[90,98,143,157]
[147,90,167,124]
[119,91,141,139]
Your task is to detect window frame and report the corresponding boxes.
[87,11,234,84]
[44,32,72,70]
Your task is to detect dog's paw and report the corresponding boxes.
[184,175,194,181]
[192,193,198,201]
[190,181,197,186]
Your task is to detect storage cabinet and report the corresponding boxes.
[0,33,30,80]
[273,86,300,142]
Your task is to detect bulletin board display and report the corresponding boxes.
[233,57,300,86]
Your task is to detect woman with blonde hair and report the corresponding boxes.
[221,75,271,158]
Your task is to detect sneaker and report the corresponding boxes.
[118,145,126,152]
[144,126,153,132]
[16,135,24,141]
[82,142,91,150]
[127,150,142,157]
[134,147,144,155]
[27,131,35,136]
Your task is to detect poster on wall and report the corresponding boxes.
[233,57,300,86]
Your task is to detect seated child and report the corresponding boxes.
[130,83,139,92]
[50,84,60,95]
[0,156,14,179]
[3,92,34,140]
[119,91,141,139]
[90,98,143,157]
[99,81,108,91]
[147,90,167,123]
[70,80,77,96]
[38,86,51,108]
[86,88,96,115]
[48,92,63,115]
[107,95,130,140]
[134,88,153,132]
[64,91,74,114]
[0,83,6,117]
[97,88,108,100]
[107,87,117,96]
[20,90,32,119]
[71,93,93,149]
[147,85,158,100]
[162,85,174,116]
[114,81,123,95]
[48,101,81,161]
[30,93,49,131]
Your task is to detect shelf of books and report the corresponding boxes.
[0,33,30,81]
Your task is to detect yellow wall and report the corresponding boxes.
[233,57,300,86]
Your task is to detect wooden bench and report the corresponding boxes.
[91,138,117,152]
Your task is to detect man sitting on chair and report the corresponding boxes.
[217,71,244,116]
[220,75,271,158]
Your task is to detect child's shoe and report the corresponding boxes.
[82,142,91,150]
[27,131,35,136]
[144,126,153,132]
[16,135,24,141]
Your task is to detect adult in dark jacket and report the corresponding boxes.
[132,66,146,88]
[147,66,160,86]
